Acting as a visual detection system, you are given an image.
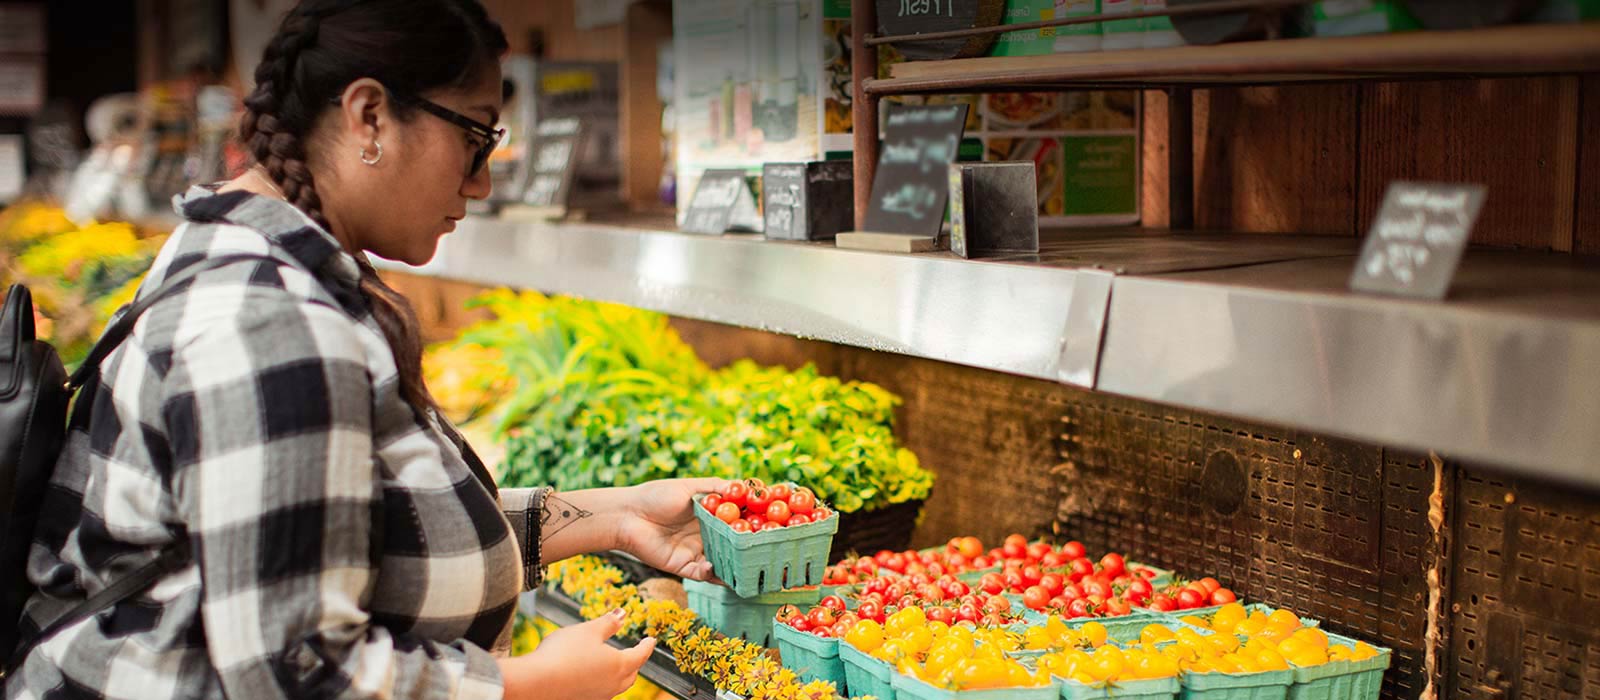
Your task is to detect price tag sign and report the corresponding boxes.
[520,117,583,211]
[861,103,971,238]
[682,169,759,235]
[1350,182,1486,299]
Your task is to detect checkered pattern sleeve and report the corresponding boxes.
[499,488,551,591]
[165,293,504,700]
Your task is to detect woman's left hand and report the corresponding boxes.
[616,478,732,581]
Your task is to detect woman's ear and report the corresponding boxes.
[337,78,389,148]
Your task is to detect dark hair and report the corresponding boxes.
[240,0,507,413]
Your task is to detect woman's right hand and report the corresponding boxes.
[499,608,656,700]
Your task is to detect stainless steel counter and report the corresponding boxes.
[375,216,1600,488]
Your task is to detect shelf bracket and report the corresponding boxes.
[1057,269,1116,389]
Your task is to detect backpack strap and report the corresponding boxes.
[67,253,286,390]
[7,253,283,675]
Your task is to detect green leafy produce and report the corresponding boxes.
[427,289,933,513]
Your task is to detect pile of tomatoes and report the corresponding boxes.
[849,572,1028,628]
[776,595,856,638]
[701,479,833,533]
[1144,578,1237,612]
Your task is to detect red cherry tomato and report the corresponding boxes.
[721,481,749,507]
[957,537,984,559]
[1099,553,1126,579]
[1067,598,1092,618]
[790,616,812,632]
[768,483,791,501]
[857,601,884,623]
[1041,551,1068,568]
[730,519,753,533]
[744,488,773,513]
[1176,588,1207,610]
[1198,577,1222,594]
[746,514,767,529]
[1022,565,1044,585]
[1048,596,1068,610]
[1210,588,1237,605]
[743,477,766,490]
[819,595,847,612]
[1027,542,1052,561]
[776,604,801,623]
[808,607,837,628]
[926,607,954,625]
[982,595,1012,615]
[1081,578,1111,600]
[715,502,741,523]
[1002,541,1025,559]
[1148,594,1177,612]
[813,626,834,638]
[766,499,792,524]
[787,489,816,515]
[946,580,971,598]
[979,573,1005,596]
[700,494,724,513]
[1068,558,1096,582]
[1039,573,1065,597]
[1061,541,1086,559]
[1062,583,1085,602]
[1126,578,1154,603]
[956,603,981,623]
[971,555,993,569]
[1023,586,1050,611]
[1104,597,1133,617]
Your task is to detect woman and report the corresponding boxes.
[4,2,720,699]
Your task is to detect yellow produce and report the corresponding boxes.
[1079,620,1108,648]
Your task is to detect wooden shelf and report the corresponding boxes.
[867,23,1600,94]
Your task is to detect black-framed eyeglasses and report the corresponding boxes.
[374,87,504,178]
[408,97,505,178]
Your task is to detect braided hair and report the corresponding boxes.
[238,0,507,413]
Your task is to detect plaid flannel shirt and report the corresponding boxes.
[4,188,547,700]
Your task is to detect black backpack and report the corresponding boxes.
[1,253,277,675]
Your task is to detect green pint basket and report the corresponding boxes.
[694,496,840,597]
[682,578,821,648]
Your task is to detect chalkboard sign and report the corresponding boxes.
[762,161,854,241]
[521,117,583,211]
[876,0,1007,60]
[682,169,760,235]
[860,103,971,238]
[1350,182,1486,299]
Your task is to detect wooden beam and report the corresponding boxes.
[851,0,878,231]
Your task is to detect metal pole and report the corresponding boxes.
[852,0,878,231]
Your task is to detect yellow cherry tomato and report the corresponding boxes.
[844,619,885,652]
[1079,621,1109,648]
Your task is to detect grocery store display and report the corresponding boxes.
[425,289,935,519]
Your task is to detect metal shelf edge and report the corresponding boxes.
[378,217,1600,489]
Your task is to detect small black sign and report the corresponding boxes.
[861,103,971,238]
[521,117,583,210]
[949,161,1038,258]
[876,0,1007,60]
[1350,182,1486,300]
[682,169,760,235]
[762,161,854,241]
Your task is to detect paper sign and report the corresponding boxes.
[1350,182,1486,299]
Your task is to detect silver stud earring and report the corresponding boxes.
[360,140,383,166]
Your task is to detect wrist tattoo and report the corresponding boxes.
[540,492,593,545]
